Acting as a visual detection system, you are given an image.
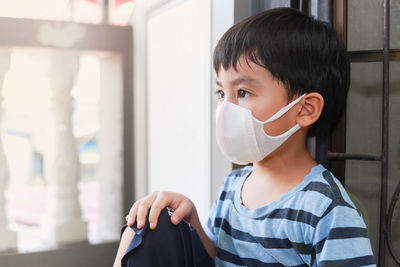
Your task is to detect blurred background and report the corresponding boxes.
[0,0,398,266]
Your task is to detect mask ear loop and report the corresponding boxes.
[253,93,306,124]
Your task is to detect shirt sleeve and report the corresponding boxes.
[203,174,232,247]
[312,202,376,267]
[203,185,224,246]
[204,200,218,246]
[203,167,251,249]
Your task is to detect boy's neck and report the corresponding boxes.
[240,133,317,210]
[252,131,317,183]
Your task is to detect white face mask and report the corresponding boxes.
[216,94,306,165]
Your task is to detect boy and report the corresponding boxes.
[116,7,375,266]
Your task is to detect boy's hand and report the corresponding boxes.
[125,191,194,230]
[125,191,217,260]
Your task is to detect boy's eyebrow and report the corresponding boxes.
[216,77,259,87]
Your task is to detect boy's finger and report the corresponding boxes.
[135,192,158,228]
[170,200,191,225]
[148,192,170,229]
[136,202,150,229]
[127,202,138,226]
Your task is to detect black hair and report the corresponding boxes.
[213,7,350,137]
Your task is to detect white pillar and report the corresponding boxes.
[41,51,87,245]
[97,55,123,242]
[0,48,18,251]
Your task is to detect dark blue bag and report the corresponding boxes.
[120,208,215,267]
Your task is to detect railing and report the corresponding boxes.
[0,17,133,260]
[0,49,17,251]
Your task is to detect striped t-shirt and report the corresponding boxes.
[204,164,375,266]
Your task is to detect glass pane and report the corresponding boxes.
[0,49,123,253]
[387,61,400,265]
[0,0,102,24]
[258,0,290,10]
[348,0,383,51]
[108,0,135,26]
[72,0,102,24]
[345,62,382,258]
[346,61,400,265]
[391,1,400,49]
[346,62,382,155]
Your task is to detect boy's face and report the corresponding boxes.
[216,56,300,137]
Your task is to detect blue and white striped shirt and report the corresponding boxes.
[204,164,375,266]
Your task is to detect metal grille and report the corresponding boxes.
[317,0,400,266]
[250,0,400,265]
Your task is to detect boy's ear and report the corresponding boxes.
[296,92,324,127]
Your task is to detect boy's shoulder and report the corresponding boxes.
[217,166,253,196]
[301,165,357,210]
[223,165,253,184]
[227,165,253,178]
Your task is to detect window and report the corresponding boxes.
[0,0,134,25]
[0,3,133,266]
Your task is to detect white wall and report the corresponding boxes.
[147,0,211,224]
[210,0,235,202]
[132,0,235,224]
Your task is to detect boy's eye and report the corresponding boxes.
[238,89,250,98]
[215,90,225,99]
